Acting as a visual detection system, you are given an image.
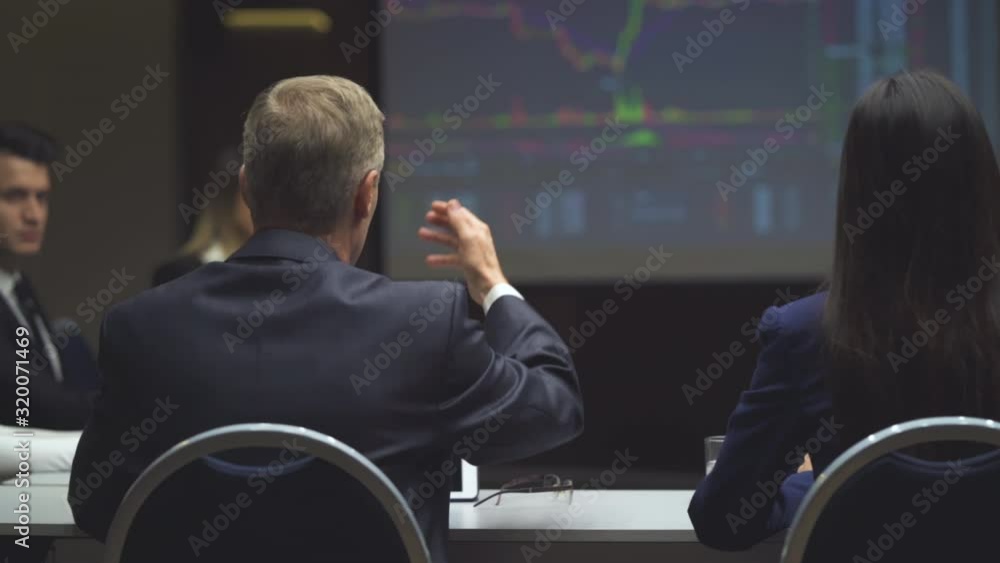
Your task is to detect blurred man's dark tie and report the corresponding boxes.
[13,276,48,344]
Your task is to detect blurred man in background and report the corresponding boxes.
[0,123,97,435]
[0,122,99,563]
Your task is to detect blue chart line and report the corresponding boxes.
[950,0,969,96]
[981,1,999,144]
[752,184,773,235]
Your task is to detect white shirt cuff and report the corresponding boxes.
[482,283,523,315]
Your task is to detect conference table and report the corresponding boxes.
[0,473,782,562]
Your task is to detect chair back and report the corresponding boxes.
[781,416,1000,563]
[102,423,431,563]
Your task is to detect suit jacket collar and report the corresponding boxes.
[0,274,57,379]
[229,228,342,264]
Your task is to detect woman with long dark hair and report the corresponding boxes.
[688,69,1000,549]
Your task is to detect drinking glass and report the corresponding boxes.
[704,435,725,474]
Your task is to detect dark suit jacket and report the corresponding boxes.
[688,292,838,550]
[151,254,203,287]
[0,276,96,429]
[71,229,584,562]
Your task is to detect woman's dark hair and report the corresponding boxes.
[824,69,1000,456]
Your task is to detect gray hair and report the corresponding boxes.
[241,75,385,233]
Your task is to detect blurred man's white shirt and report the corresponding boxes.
[0,425,80,480]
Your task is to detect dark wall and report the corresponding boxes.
[0,0,177,348]
[177,1,824,482]
[514,281,821,478]
[176,0,381,271]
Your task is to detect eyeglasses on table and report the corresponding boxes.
[473,473,574,507]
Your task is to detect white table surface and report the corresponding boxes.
[1,473,84,537]
[450,489,700,542]
[0,473,706,542]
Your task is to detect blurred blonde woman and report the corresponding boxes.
[153,147,253,286]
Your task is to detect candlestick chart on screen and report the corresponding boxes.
[382,0,998,279]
